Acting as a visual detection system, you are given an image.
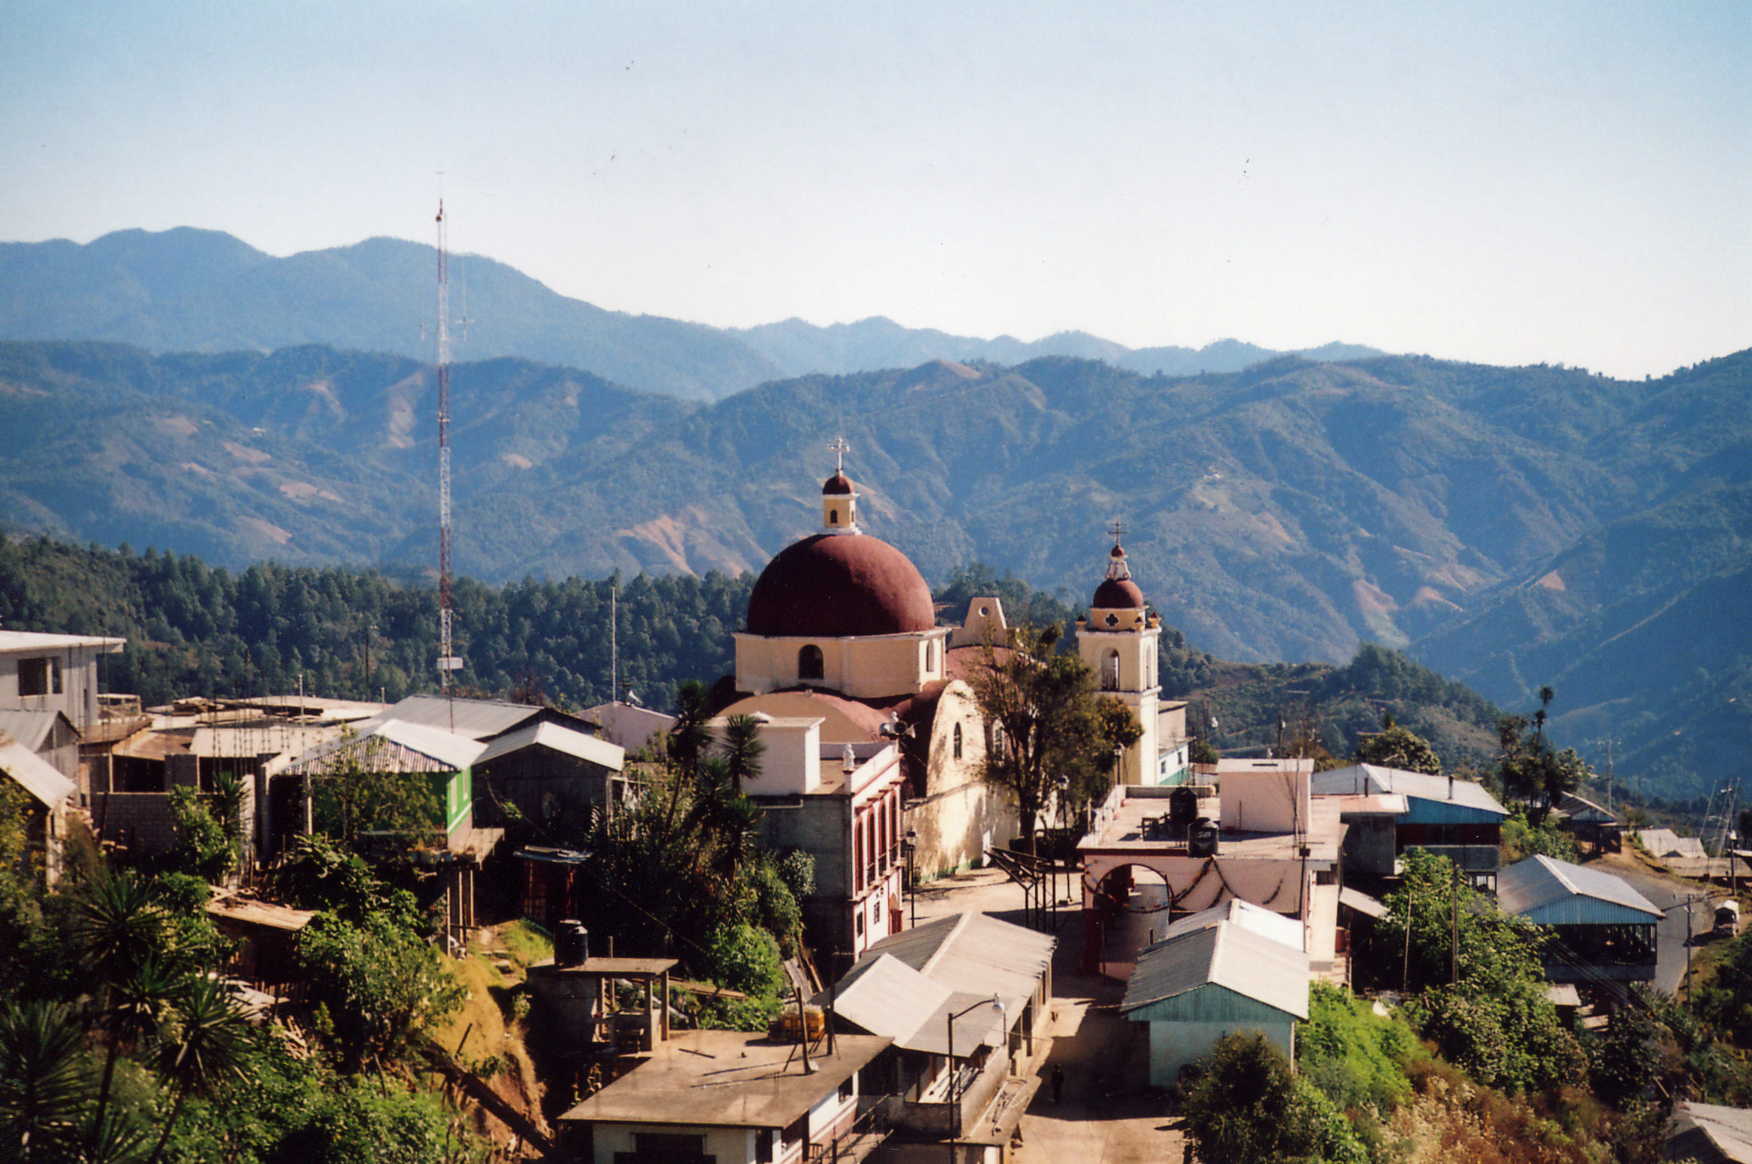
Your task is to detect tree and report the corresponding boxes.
[1385,849,1585,1091]
[1497,691,1588,825]
[310,735,444,850]
[148,975,251,1162]
[1181,1031,1367,1164]
[0,999,91,1161]
[295,911,464,1072]
[968,625,1137,851]
[1355,722,1441,775]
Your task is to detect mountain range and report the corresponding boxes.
[1,334,1745,798]
[0,228,1381,400]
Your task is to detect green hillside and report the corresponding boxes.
[2,340,1748,796]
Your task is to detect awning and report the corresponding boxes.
[1339,886,1388,919]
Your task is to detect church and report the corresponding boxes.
[711,444,1187,883]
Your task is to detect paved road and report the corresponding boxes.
[1593,858,1713,995]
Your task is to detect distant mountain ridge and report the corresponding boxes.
[0,228,1382,399]
[0,338,1746,797]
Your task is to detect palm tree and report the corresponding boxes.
[718,714,766,789]
[147,976,250,1163]
[91,956,182,1148]
[668,680,713,776]
[71,871,171,1142]
[0,998,90,1160]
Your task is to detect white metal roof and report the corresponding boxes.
[845,912,1054,1048]
[816,953,977,1055]
[285,718,485,774]
[367,695,549,741]
[1156,898,1305,951]
[1121,920,1310,1019]
[0,630,125,654]
[476,721,624,771]
[1497,855,1661,924]
[1338,886,1389,919]
[1312,764,1507,817]
[189,723,342,759]
[0,736,75,808]
[1670,1102,1752,1164]
[0,709,73,752]
[1638,828,1707,859]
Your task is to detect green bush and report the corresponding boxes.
[1183,1031,1370,1164]
[1298,983,1415,1117]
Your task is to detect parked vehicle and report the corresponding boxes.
[1714,899,1740,937]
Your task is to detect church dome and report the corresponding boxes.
[1092,541,1144,608]
[1092,577,1145,608]
[822,472,855,495]
[747,533,936,637]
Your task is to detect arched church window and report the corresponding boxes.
[828,509,839,525]
[953,722,963,759]
[1102,649,1121,691]
[799,644,824,680]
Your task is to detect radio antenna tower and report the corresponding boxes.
[434,199,463,697]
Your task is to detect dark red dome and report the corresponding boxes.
[1093,578,1145,608]
[822,473,855,495]
[747,534,935,637]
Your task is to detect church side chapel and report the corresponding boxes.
[712,440,1178,886]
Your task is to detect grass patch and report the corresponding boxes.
[499,919,554,968]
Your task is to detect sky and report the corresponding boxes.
[3,1,1748,378]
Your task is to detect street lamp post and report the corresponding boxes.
[903,830,918,928]
[944,993,1007,1142]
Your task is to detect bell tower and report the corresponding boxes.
[821,435,860,533]
[1076,522,1162,786]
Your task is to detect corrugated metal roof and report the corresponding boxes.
[1121,921,1310,1019]
[1497,855,1660,924]
[0,736,75,808]
[189,723,341,759]
[369,695,546,741]
[818,953,959,1053]
[287,719,484,774]
[1670,1102,1752,1164]
[1313,764,1507,817]
[0,709,71,753]
[1338,887,1388,919]
[1557,792,1616,824]
[1157,898,1305,951]
[0,630,125,653]
[204,894,314,932]
[477,721,624,771]
[835,913,1054,1051]
[1638,828,1707,859]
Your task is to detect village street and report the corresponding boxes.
[1590,849,1718,996]
[909,867,1191,1163]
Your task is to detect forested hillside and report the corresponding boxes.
[0,534,750,711]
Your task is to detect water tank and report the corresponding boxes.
[555,919,590,968]
[1169,786,1199,826]
[1188,817,1219,858]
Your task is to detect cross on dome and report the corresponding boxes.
[828,435,851,474]
[1107,517,1127,544]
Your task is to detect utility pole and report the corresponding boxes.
[432,197,463,718]
[1401,877,1415,993]
[1450,865,1460,985]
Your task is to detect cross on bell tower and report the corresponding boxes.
[821,436,859,533]
[1077,516,1160,786]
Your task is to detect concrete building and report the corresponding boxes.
[0,630,125,735]
[1497,854,1661,984]
[720,716,908,967]
[583,700,676,757]
[556,1028,892,1164]
[1313,764,1508,885]
[472,720,626,842]
[1120,917,1310,1087]
[1077,758,1344,979]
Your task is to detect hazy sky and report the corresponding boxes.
[4,1,1747,378]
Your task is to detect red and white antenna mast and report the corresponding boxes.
[434,199,462,692]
